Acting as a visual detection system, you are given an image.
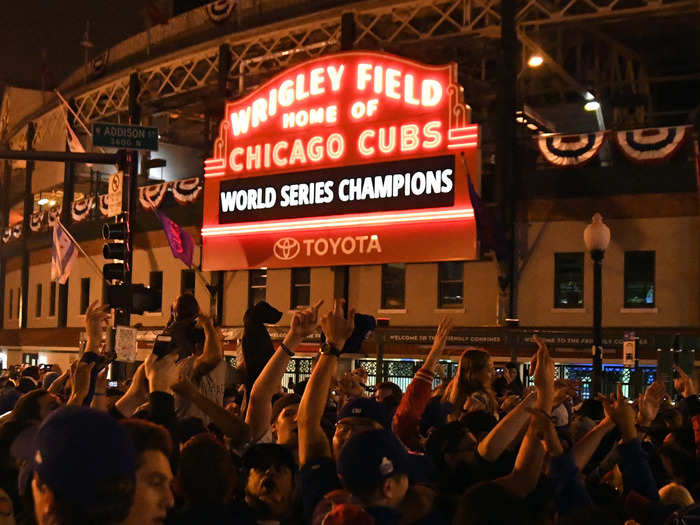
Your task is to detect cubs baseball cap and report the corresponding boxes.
[270,393,301,423]
[337,429,421,493]
[32,406,136,503]
[337,397,390,429]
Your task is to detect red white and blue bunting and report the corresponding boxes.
[139,182,170,210]
[99,194,110,217]
[2,227,12,244]
[12,223,22,239]
[172,177,202,204]
[615,126,689,163]
[206,0,236,22]
[47,206,61,227]
[538,132,606,167]
[30,211,45,232]
[71,197,94,223]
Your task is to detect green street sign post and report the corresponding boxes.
[93,122,159,151]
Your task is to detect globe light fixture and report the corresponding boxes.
[584,100,601,112]
[583,213,611,252]
[528,55,544,67]
[583,213,611,396]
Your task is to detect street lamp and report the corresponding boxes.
[583,213,611,396]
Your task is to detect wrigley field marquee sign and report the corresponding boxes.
[201,51,480,270]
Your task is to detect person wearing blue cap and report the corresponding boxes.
[30,406,137,525]
[334,429,416,522]
[296,300,444,524]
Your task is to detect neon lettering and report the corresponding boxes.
[309,67,325,95]
[295,73,309,100]
[358,129,375,156]
[400,124,420,152]
[386,68,401,99]
[272,141,289,167]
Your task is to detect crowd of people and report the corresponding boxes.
[0,293,698,524]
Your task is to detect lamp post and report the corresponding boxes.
[583,213,611,396]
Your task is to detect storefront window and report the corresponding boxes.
[554,253,584,308]
[180,269,195,295]
[249,269,267,308]
[381,263,406,309]
[624,251,655,307]
[438,262,464,308]
[80,278,90,315]
[149,271,163,312]
[49,282,56,317]
[290,267,311,309]
[36,283,42,318]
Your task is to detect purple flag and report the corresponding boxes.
[155,209,194,267]
[467,172,509,262]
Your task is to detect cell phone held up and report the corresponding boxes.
[152,334,174,359]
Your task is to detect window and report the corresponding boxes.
[554,253,584,308]
[438,262,464,308]
[291,267,311,309]
[8,289,12,320]
[149,271,163,312]
[36,283,42,318]
[248,269,267,308]
[49,282,56,317]
[624,251,655,308]
[381,263,406,309]
[80,278,90,314]
[180,269,196,295]
[22,353,38,366]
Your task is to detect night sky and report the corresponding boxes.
[0,1,148,89]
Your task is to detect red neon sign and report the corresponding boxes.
[204,52,476,179]
[202,52,480,270]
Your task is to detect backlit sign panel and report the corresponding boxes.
[202,51,480,270]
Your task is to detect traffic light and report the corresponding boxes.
[103,222,129,282]
[106,283,161,315]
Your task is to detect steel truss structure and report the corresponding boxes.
[8,0,700,145]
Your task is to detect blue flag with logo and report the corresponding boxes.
[155,209,194,267]
[51,222,77,284]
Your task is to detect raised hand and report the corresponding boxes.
[598,383,637,442]
[637,381,666,426]
[84,301,110,352]
[433,317,454,353]
[290,299,324,341]
[320,299,355,349]
[68,360,95,405]
[532,335,554,412]
[196,313,216,332]
[674,365,698,398]
[144,352,179,395]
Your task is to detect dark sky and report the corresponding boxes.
[0,1,147,89]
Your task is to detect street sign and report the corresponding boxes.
[108,171,123,217]
[93,122,159,151]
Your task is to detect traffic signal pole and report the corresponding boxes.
[113,72,142,327]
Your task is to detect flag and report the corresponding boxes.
[154,209,194,267]
[466,172,509,262]
[51,222,77,284]
[66,117,93,167]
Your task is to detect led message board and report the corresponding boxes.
[202,51,479,270]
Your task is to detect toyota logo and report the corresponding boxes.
[273,237,301,260]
